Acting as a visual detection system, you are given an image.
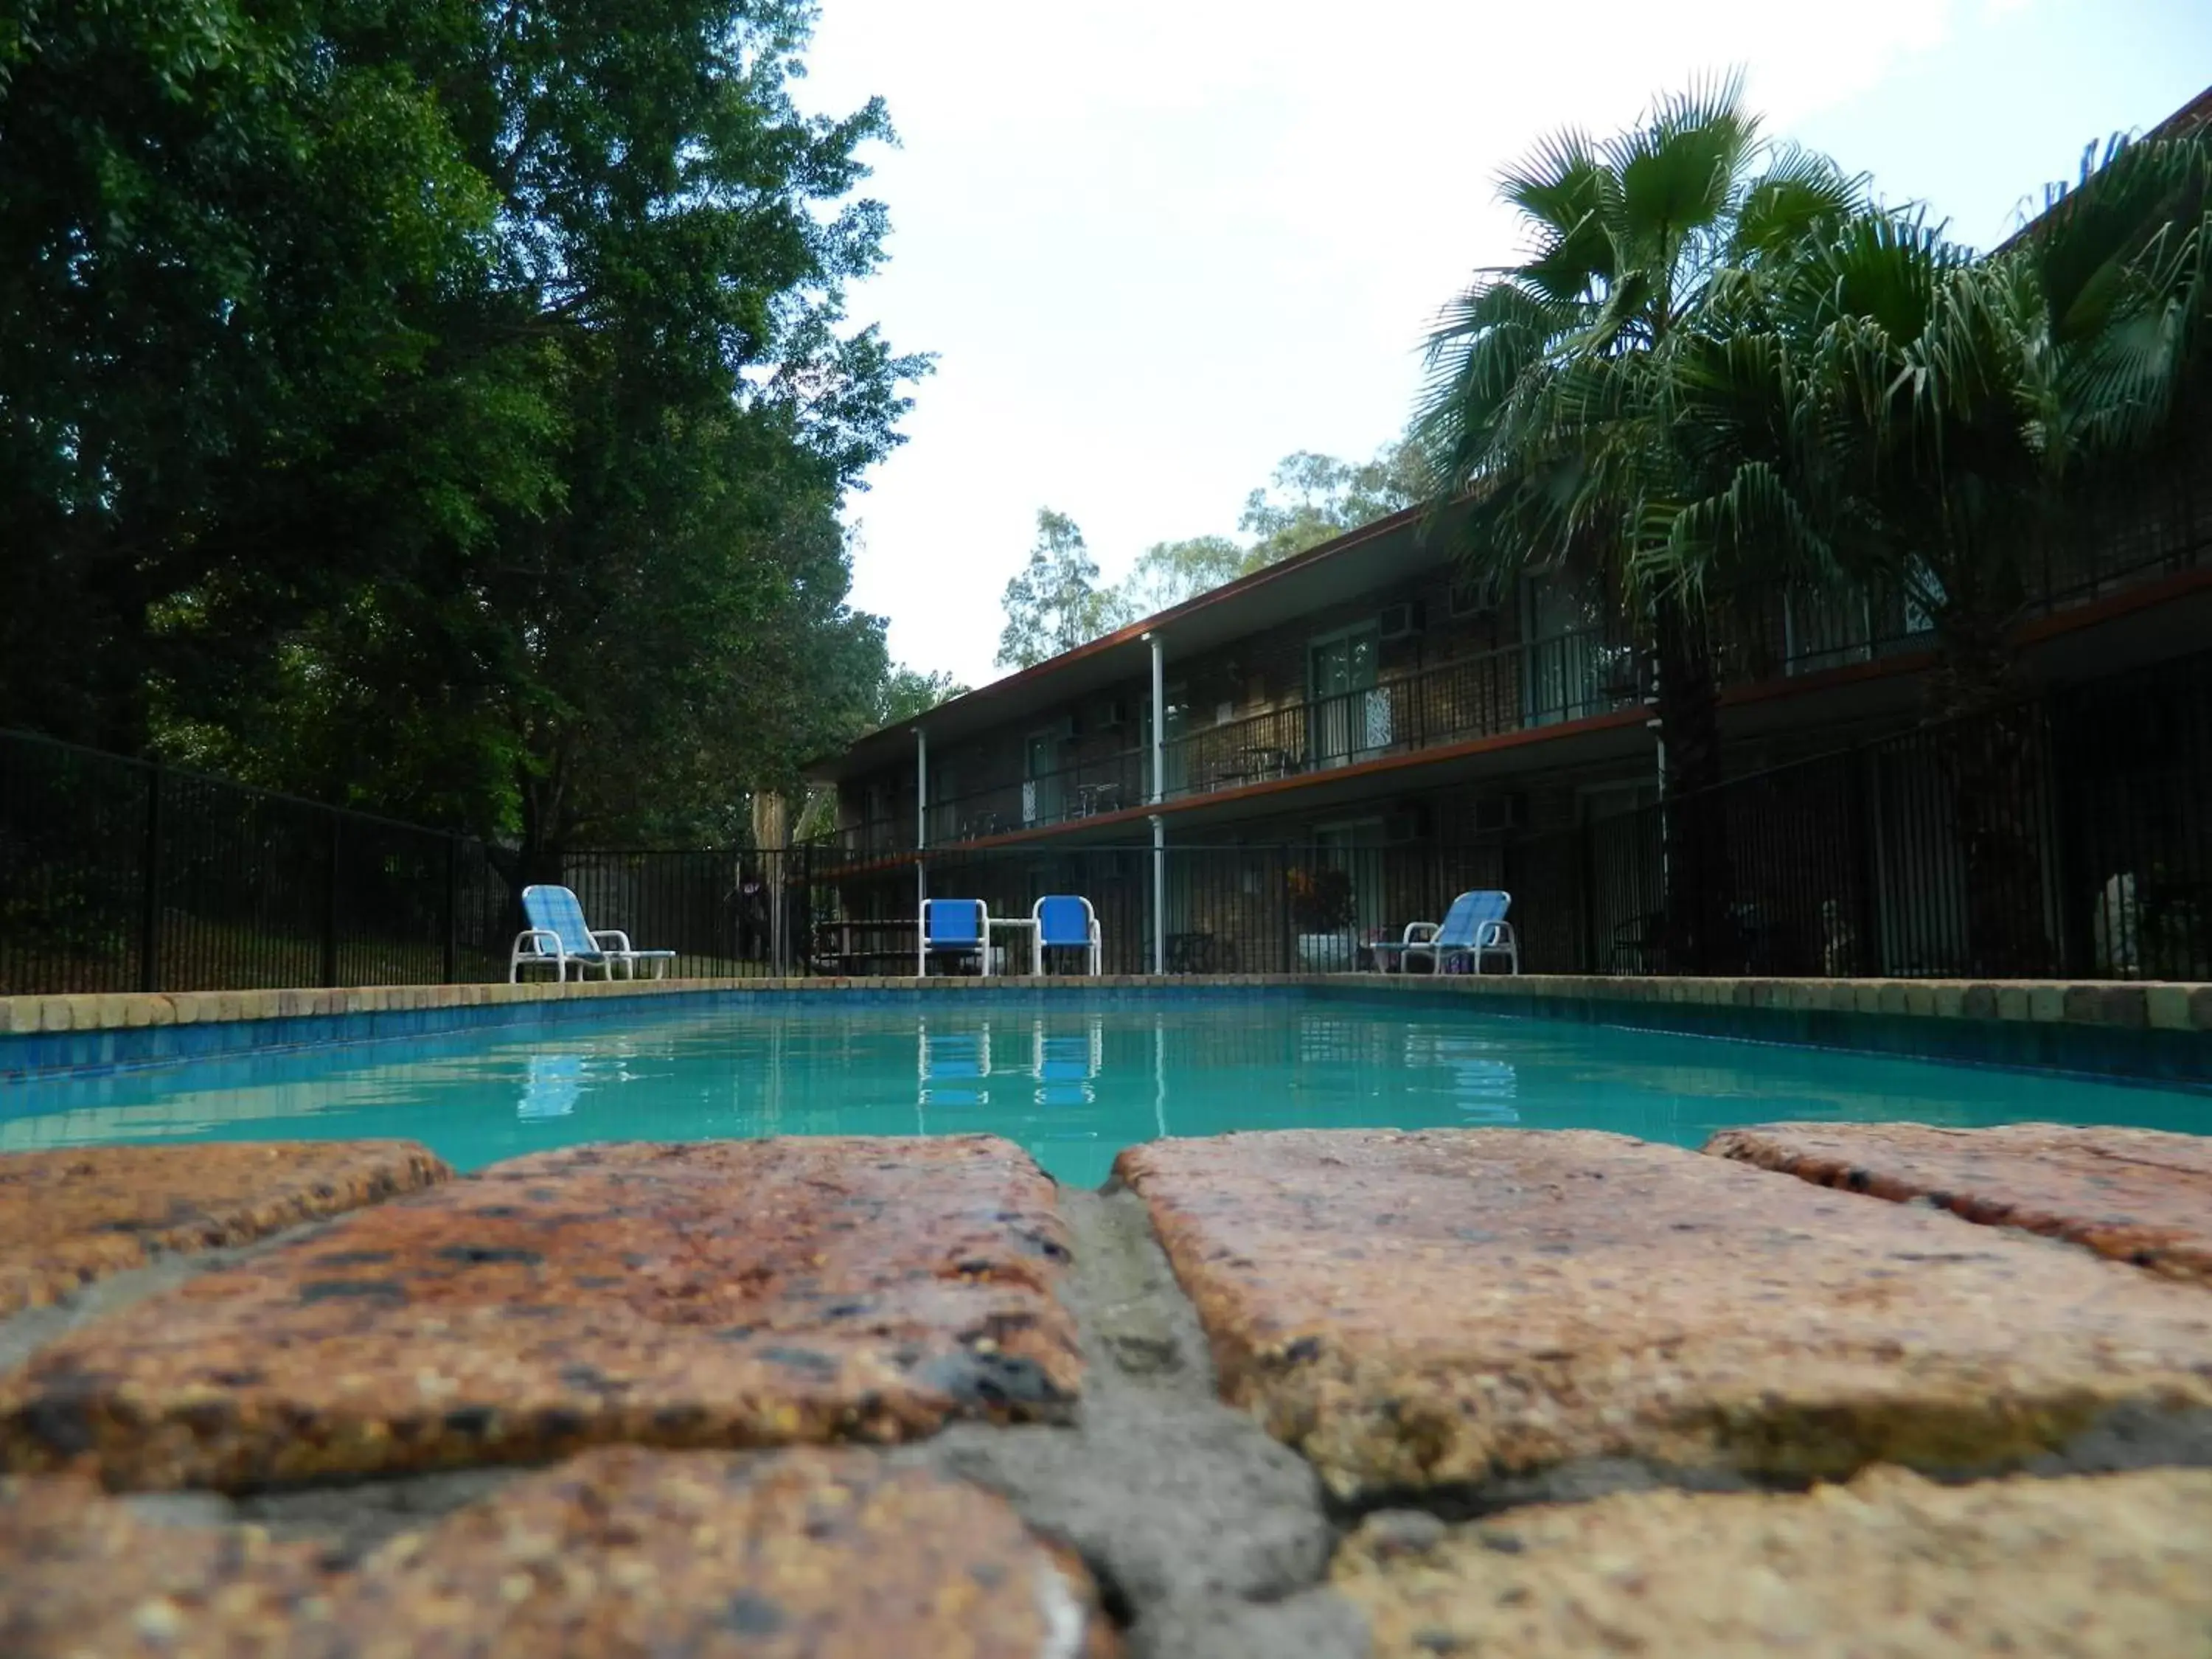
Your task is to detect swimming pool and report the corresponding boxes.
[5,992,2205,1185]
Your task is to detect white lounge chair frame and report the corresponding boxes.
[918,897,992,977]
[1031,894,1102,976]
[510,884,678,982]
[1375,890,1520,975]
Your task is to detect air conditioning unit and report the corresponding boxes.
[1096,696,1132,731]
[1469,793,1526,835]
[1378,600,1427,641]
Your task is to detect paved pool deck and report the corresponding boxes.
[2,1121,2209,1657]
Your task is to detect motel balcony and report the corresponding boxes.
[814,626,1648,860]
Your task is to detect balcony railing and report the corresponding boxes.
[810,633,1634,855]
[806,815,908,860]
[1161,627,1638,801]
[926,744,1150,845]
[823,630,1642,856]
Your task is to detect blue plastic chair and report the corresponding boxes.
[512,884,677,982]
[919,897,990,976]
[1370,890,1518,975]
[1031,894,1101,975]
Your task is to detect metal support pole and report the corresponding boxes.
[1151,815,1166,976]
[1148,633,1166,975]
[915,727,928,921]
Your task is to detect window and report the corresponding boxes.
[1448,572,1501,617]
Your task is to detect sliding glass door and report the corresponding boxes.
[1310,625,1383,768]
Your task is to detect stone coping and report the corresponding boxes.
[0,1141,451,1315]
[1335,1467,2212,1659]
[0,1138,1082,1490]
[5,1128,2212,1657]
[0,975,768,1036]
[1115,1127,2212,1502]
[7,969,2208,1037]
[0,1446,1120,1658]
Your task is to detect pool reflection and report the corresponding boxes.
[518,1054,583,1120]
[7,999,2202,1192]
[917,1016,1108,1113]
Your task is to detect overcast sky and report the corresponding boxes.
[797,0,2212,689]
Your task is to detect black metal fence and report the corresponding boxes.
[1555,651,2212,979]
[797,651,2212,983]
[0,735,803,994]
[7,647,2210,994]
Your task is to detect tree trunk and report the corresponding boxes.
[1932,612,2053,976]
[1652,594,1737,974]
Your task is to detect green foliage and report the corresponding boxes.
[1238,440,1430,563]
[1117,536,1252,616]
[1419,72,1867,608]
[1627,123,2212,714]
[876,665,969,726]
[995,509,1121,669]
[0,0,923,849]
[992,438,1428,668]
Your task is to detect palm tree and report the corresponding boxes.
[1417,75,1865,969]
[1635,125,2212,972]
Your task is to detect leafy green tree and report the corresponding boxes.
[4,0,924,857]
[0,0,537,754]
[1239,439,1430,563]
[995,509,1121,669]
[877,666,969,725]
[1116,535,1251,616]
[1416,75,1864,967]
[1093,438,1431,626]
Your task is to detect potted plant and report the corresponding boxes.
[1287,866,1356,972]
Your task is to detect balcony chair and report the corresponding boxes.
[1032,894,1102,975]
[511,885,677,982]
[1371,890,1519,975]
[919,897,991,977]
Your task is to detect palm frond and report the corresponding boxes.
[1734,145,1872,260]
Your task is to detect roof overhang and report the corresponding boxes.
[812,501,1470,782]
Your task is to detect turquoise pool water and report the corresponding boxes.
[6,997,2206,1186]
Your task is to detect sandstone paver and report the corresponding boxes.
[0,1445,1116,1657]
[0,1141,451,1315]
[0,1470,327,1656]
[1706,1121,2212,1284]
[1335,1465,2212,1658]
[1114,1129,2212,1499]
[0,1136,1082,1489]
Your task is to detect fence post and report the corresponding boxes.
[1852,747,1882,978]
[139,760,164,994]
[2031,703,2067,975]
[1576,818,1596,974]
[322,813,342,989]
[443,835,460,984]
